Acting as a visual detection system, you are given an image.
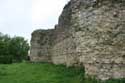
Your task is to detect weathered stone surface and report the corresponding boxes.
[30,29,54,62]
[30,0,125,80]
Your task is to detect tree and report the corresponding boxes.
[9,36,29,62]
[0,32,29,63]
[0,33,12,64]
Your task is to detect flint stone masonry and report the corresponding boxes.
[30,0,125,80]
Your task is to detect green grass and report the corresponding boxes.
[0,62,84,83]
[0,62,124,83]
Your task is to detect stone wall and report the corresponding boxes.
[30,29,54,62]
[30,0,125,80]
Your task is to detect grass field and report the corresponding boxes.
[0,62,84,83]
[0,62,124,83]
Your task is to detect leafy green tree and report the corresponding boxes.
[0,33,12,63]
[0,32,29,63]
[9,36,29,62]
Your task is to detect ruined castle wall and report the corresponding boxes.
[72,0,125,80]
[30,29,54,62]
[30,0,125,80]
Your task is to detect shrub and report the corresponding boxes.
[0,32,29,64]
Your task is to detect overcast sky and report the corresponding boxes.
[0,0,69,41]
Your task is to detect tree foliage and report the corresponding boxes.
[0,32,29,64]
